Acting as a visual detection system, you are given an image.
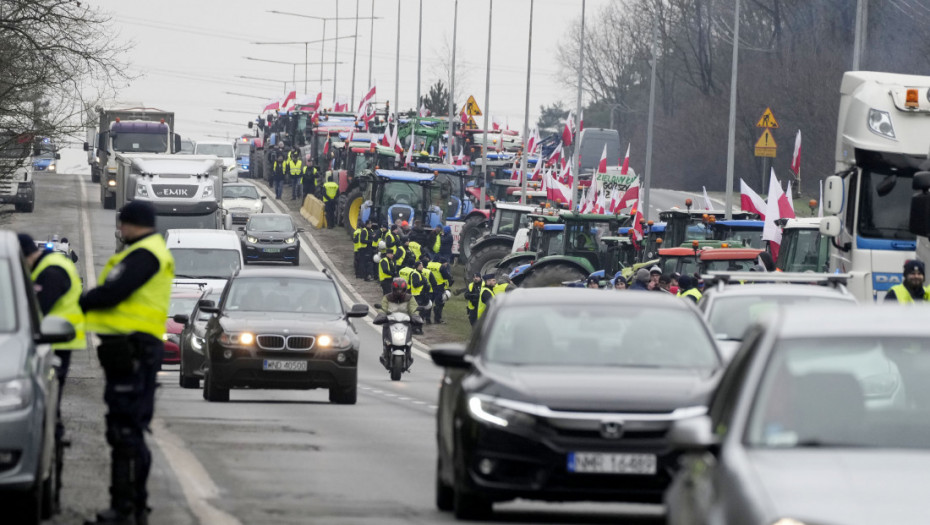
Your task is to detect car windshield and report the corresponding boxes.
[685,224,711,241]
[703,259,756,272]
[248,215,292,232]
[483,304,719,369]
[0,260,16,331]
[223,185,259,199]
[663,256,698,276]
[112,132,168,153]
[235,143,251,156]
[170,248,241,278]
[497,210,528,237]
[708,294,853,340]
[778,228,828,272]
[196,144,234,158]
[857,170,916,240]
[169,296,200,317]
[747,337,930,449]
[722,229,764,248]
[157,214,219,235]
[224,277,341,314]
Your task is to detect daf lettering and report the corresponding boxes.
[875,274,903,284]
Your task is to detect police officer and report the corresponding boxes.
[885,259,930,303]
[322,174,339,228]
[383,225,399,254]
[352,222,367,278]
[394,239,410,269]
[19,233,84,500]
[287,148,304,200]
[463,273,483,326]
[676,275,702,304]
[377,250,397,295]
[427,259,453,324]
[363,220,379,281]
[398,264,427,334]
[272,152,287,199]
[477,274,497,320]
[80,201,174,525]
[302,155,319,198]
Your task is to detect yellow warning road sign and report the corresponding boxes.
[756,107,778,129]
[464,95,482,116]
[754,128,777,157]
[465,116,479,129]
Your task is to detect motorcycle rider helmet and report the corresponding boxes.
[392,277,408,294]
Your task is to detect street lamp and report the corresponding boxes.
[252,35,356,93]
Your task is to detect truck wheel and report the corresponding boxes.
[465,242,511,280]
[334,193,348,229]
[328,383,357,404]
[341,188,364,236]
[496,257,532,280]
[203,369,229,402]
[521,263,587,288]
[459,216,488,262]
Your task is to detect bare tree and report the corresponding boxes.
[429,36,470,116]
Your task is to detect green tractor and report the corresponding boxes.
[495,213,566,283]
[341,169,441,233]
[397,116,449,156]
[518,212,627,288]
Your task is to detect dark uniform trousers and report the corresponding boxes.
[99,334,163,514]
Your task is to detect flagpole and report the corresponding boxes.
[480,0,494,210]
[643,6,658,223]
[416,0,423,112]
[350,0,359,109]
[724,0,741,221]
[569,0,585,210]
[446,0,459,164]
[334,0,340,99]
[394,0,401,121]
[367,0,375,89]
[519,0,535,205]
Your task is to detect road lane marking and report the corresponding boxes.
[81,176,242,525]
[251,182,432,361]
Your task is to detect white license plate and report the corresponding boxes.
[567,452,657,475]
[263,248,281,253]
[263,359,307,372]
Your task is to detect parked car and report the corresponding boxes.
[175,288,222,389]
[199,269,369,403]
[164,288,205,365]
[239,213,303,265]
[0,230,75,523]
[429,288,723,520]
[699,271,857,360]
[665,305,928,525]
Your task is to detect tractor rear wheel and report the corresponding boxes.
[465,242,511,280]
[459,215,488,262]
[341,188,364,236]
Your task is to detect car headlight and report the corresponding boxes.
[284,237,296,244]
[252,202,263,212]
[467,394,536,428]
[247,235,259,243]
[203,185,214,198]
[48,164,56,171]
[226,165,236,172]
[770,520,809,525]
[868,108,896,139]
[136,184,149,197]
[191,334,204,351]
[315,334,351,349]
[0,378,33,412]
[218,332,254,346]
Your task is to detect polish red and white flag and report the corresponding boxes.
[740,178,767,220]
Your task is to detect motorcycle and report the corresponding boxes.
[373,304,423,381]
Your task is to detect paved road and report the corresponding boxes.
[3,172,665,524]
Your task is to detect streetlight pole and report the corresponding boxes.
[368,0,375,89]
[643,14,658,222]
[480,0,494,209]
[447,0,459,164]
[334,1,340,99]
[724,0,741,220]
[351,0,360,108]
[569,0,585,210]
[395,0,401,121]
[416,0,423,112]
[519,0,535,204]
[852,0,868,70]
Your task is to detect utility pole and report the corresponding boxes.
[395,0,401,121]
[446,0,459,164]
[852,0,868,71]
[643,12,658,223]
[569,0,585,210]
[351,0,360,107]
[480,0,494,209]
[368,0,375,89]
[519,0,535,204]
[724,0,741,220]
[334,0,339,99]
[416,0,423,112]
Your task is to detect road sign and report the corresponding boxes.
[465,116,479,129]
[754,128,777,158]
[464,95,482,116]
[756,107,779,129]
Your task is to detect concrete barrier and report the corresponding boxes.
[301,195,326,229]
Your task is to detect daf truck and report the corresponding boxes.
[85,106,181,209]
[820,71,928,301]
[113,154,226,246]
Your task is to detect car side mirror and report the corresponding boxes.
[668,414,720,452]
[819,216,840,238]
[173,314,190,325]
[260,195,267,200]
[83,141,89,151]
[237,226,245,232]
[429,343,471,369]
[199,306,219,314]
[174,134,182,153]
[373,304,383,311]
[36,316,76,344]
[198,299,215,308]
[822,175,844,215]
[346,303,369,318]
[55,153,61,160]
[297,227,306,233]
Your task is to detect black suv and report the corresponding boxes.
[199,269,368,403]
[0,230,75,523]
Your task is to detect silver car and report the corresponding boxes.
[0,230,75,523]
[666,305,930,525]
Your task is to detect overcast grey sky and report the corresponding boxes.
[88,0,612,142]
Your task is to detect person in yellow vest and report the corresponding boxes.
[18,233,84,498]
[79,201,174,525]
[676,275,702,304]
[407,239,422,264]
[463,273,483,326]
[477,274,497,320]
[885,259,930,303]
[394,239,410,269]
[377,250,397,295]
[322,174,339,229]
[383,225,399,254]
[427,258,454,324]
[302,155,319,199]
[287,148,304,200]
[399,265,427,334]
[363,220,378,281]
[352,223,367,278]
[418,258,435,322]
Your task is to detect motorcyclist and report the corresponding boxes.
[378,278,423,366]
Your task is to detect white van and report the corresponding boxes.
[165,229,243,292]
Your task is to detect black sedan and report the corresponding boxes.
[199,269,368,403]
[240,213,303,265]
[666,305,930,525]
[174,287,222,389]
[429,288,723,520]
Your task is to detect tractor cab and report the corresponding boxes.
[500,214,566,284]
[659,246,703,277]
[350,170,439,230]
[337,132,398,177]
[411,162,474,221]
[659,209,758,248]
[699,247,764,273]
[709,219,765,249]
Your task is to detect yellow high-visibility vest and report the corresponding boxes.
[353,227,363,252]
[408,241,422,262]
[889,284,930,304]
[323,181,339,201]
[477,285,496,318]
[84,234,174,339]
[427,261,447,286]
[680,288,703,302]
[378,257,395,281]
[31,252,85,350]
